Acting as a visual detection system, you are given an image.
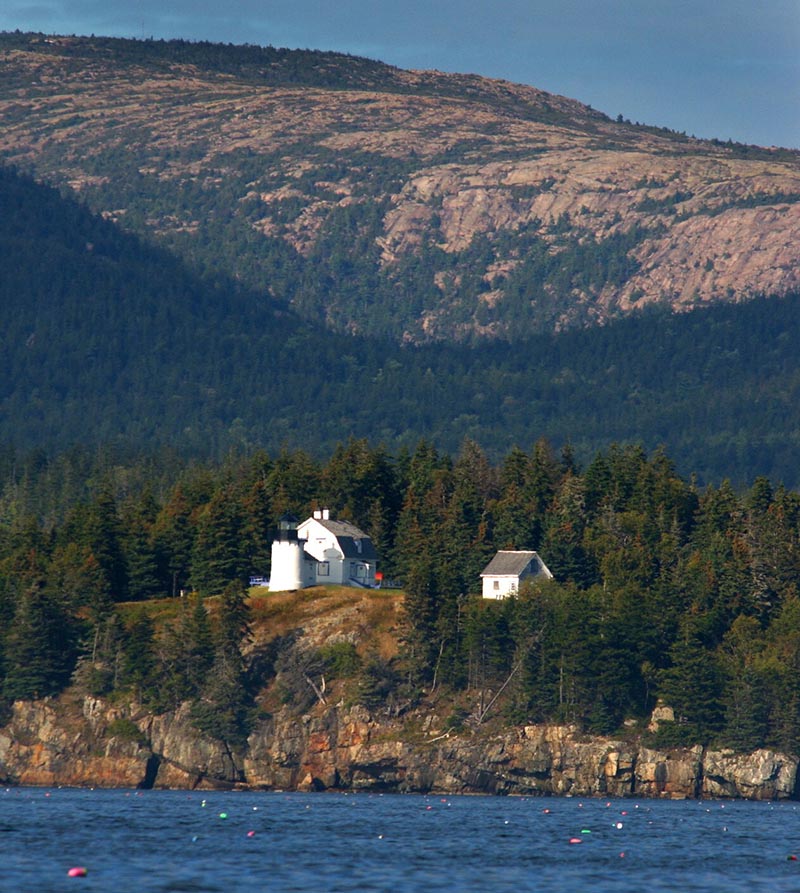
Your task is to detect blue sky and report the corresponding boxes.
[2,1,798,149]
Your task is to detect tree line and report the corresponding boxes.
[1,438,800,755]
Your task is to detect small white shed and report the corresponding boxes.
[480,550,553,599]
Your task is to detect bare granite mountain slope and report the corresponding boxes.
[1,33,798,342]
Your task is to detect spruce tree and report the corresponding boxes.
[97,487,129,594]
[2,583,78,700]
[191,583,254,747]
[121,490,162,600]
[190,489,245,596]
[657,619,725,746]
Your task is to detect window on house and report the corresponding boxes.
[493,580,500,590]
[318,561,329,577]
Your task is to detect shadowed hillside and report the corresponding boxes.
[3,163,800,484]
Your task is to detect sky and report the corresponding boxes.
[2,1,799,149]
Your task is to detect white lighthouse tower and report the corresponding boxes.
[268,514,306,591]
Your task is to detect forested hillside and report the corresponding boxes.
[1,440,800,756]
[4,164,800,486]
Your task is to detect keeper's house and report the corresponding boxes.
[479,550,553,599]
[264,509,378,592]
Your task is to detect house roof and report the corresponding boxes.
[335,535,377,560]
[480,550,547,578]
[306,517,378,560]
[318,518,369,539]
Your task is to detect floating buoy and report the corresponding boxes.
[219,813,228,819]
[788,855,798,861]
[67,867,87,878]
[568,838,582,845]
[615,822,624,829]
[542,808,551,814]
[247,830,255,838]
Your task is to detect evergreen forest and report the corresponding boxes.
[1,437,800,756]
[3,163,800,487]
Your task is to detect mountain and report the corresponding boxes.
[1,32,798,344]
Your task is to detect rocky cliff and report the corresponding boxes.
[1,695,796,801]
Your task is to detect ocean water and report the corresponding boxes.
[1,788,799,892]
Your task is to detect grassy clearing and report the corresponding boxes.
[115,585,404,656]
[248,585,404,654]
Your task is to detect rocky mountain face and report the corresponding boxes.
[1,695,797,800]
[1,33,798,342]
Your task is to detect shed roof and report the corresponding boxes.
[480,550,545,578]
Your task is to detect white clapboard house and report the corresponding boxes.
[264,509,378,592]
[479,550,553,599]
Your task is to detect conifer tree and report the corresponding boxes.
[119,612,158,703]
[190,489,246,596]
[657,618,725,745]
[2,582,79,700]
[152,483,200,598]
[237,455,273,582]
[763,595,800,752]
[541,474,595,587]
[493,446,528,542]
[265,449,321,517]
[81,485,128,601]
[121,489,162,600]
[159,595,215,707]
[191,582,254,747]
[525,438,561,544]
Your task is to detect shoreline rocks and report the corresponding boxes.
[1,696,797,800]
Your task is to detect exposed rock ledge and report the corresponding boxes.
[0,697,797,800]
